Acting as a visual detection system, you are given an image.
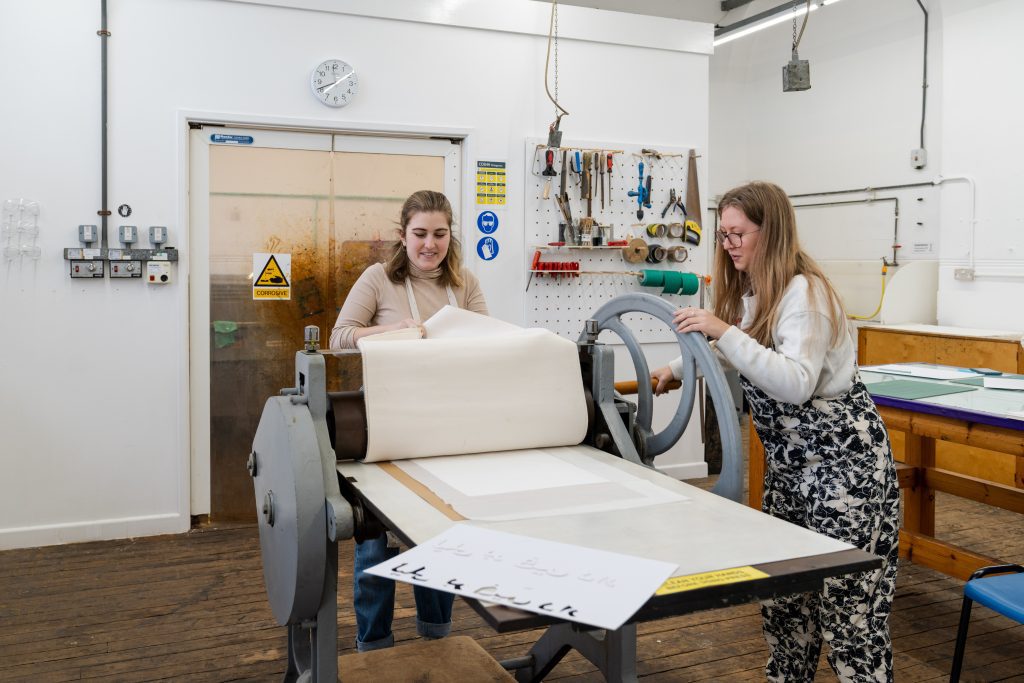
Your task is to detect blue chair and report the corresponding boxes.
[950,563,1024,682]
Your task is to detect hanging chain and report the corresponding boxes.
[553,1,560,120]
[791,9,798,57]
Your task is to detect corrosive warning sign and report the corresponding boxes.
[253,252,291,300]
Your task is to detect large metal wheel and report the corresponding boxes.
[251,396,328,625]
[582,293,743,502]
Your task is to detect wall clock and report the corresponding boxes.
[311,59,358,108]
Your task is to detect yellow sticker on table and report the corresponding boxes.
[655,566,769,595]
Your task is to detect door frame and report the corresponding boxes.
[183,114,467,517]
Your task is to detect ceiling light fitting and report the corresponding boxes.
[713,0,843,47]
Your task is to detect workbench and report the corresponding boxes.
[749,365,1024,581]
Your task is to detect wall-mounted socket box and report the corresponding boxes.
[70,260,104,278]
[147,261,172,284]
[118,225,138,246]
[110,260,142,278]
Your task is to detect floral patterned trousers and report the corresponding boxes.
[742,374,901,683]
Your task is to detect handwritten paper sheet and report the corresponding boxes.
[365,523,678,631]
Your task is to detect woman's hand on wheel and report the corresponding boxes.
[651,365,676,396]
[672,306,730,340]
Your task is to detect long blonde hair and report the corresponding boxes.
[385,190,464,288]
[713,181,845,347]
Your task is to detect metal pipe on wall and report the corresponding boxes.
[98,0,110,248]
[791,197,900,266]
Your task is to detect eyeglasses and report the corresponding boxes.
[715,228,760,248]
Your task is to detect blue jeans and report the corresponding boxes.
[352,532,454,652]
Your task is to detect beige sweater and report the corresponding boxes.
[330,262,489,349]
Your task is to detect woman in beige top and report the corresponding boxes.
[330,190,488,349]
[329,190,489,652]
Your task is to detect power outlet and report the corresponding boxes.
[954,268,975,281]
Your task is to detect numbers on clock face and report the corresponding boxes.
[311,59,358,107]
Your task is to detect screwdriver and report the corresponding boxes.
[606,153,613,203]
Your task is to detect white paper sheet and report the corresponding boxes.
[984,377,1024,391]
[409,449,607,497]
[360,324,589,461]
[365,523,678,631]
[358,326,423,343]
[394,445,689,521]
[423,305,522,338]
[862,363,981,380]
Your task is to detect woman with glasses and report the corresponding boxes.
[652,181,899,683]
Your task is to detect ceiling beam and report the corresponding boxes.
[721,0,757,10]
[715,0,808,37]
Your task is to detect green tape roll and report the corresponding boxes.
[662,270,683,294]
[679,272,700,296]
[639,269,665,287]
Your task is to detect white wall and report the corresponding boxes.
[0,0,711,549]
[709,0,1024,331]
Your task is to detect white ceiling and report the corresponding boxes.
[544,0,729,24]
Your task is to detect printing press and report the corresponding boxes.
[249,293,879,682]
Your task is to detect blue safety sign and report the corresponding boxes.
[476,211,499,234]
[210,134,254,145]
[477,236,499,261]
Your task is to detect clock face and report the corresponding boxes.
[311,59,358,108]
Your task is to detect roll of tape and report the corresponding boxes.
[679,272,700,296]
[667,222,684,239]
[638,269,665,287]
[646,243,666,263]
[668,246,688,263]
[646,223,667,238]
[622,238,649,263]
[661,270,683,294]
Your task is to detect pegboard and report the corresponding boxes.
[524,138,709,342]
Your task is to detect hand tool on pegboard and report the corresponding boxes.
[683,219,702,246]
[598,150,605,210]
[606,153,614,203]
[627,161,652,220]
[685,149,703,235]
[557,150,573,225]
[660,188,686,219]
[526,249,542,291]
[542,149,558,199]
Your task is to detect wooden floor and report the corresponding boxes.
[2,493,1022,681]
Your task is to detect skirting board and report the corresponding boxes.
[0,512,188,551]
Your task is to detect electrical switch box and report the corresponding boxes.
[79,224,97,245]
[70,260,104,278]
[149,226,167,246]
[119,225,138,246]
[147,261,172,284]
[110,260,142,278]
[911,148,927,169]
[782,58,811,92]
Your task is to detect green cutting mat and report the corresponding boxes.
[865,380,978,400]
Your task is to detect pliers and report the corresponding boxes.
[660,188,687,219]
